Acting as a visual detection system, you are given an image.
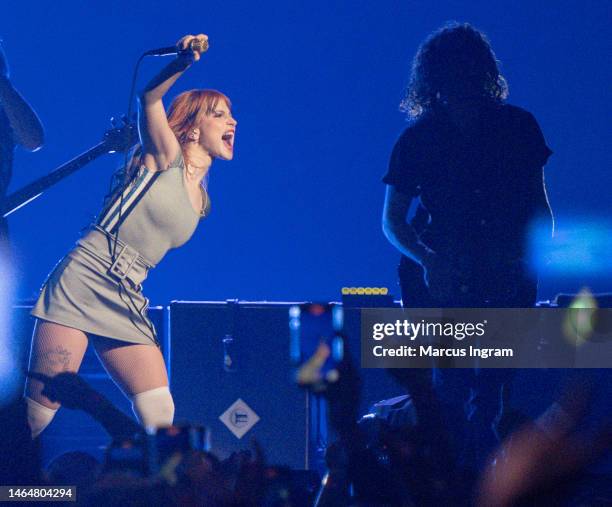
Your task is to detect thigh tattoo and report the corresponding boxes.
[41,345,72,371]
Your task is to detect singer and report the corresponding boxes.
[25,33,237,436]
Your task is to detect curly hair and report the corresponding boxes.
[400,22,508,118]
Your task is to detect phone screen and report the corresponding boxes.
[289,303,344,384]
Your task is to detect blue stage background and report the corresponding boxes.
[3,0,611,304]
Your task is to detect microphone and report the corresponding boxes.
[143,38,209,57]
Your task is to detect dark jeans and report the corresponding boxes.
[397,269,533,472]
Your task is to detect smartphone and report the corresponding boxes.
[105,425,210,477]
[104,435,150,476]
[153,424,210,464]
[289,303,344,385]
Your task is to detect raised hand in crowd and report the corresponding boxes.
[477,378,612,506]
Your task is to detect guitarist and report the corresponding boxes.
[0,40,44,250]
[382,25,553,309]
[381,23,554,477]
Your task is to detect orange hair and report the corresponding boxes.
[167,89,232,144]
[117,89,231,186]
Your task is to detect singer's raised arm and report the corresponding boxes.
[138,33,208,172]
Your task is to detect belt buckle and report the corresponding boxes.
[109,244,138,281]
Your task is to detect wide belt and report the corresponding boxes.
[76,226,154,289]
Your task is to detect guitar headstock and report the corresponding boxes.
[103,116,139,153]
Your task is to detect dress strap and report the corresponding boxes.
[97,169,161,234]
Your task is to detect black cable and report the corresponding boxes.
[112,52,146,261]
[107,51,159,345]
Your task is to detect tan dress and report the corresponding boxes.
[31,153,210,345]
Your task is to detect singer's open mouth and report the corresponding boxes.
[221,131,234,149]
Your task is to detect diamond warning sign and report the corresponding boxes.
[219,398,260,439]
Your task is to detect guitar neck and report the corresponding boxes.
[3,141,110,218]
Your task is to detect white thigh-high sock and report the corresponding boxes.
[130,386,175,430]
[25,397,58,438]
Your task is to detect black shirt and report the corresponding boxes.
[383,102,552,305]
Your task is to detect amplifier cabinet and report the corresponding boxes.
[169,301,311,469]
[168,301,404,470]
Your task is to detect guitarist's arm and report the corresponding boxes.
[138,34,208,173]
[0,44,44,151]
[382,185,433,266]
[383,185,455,301]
